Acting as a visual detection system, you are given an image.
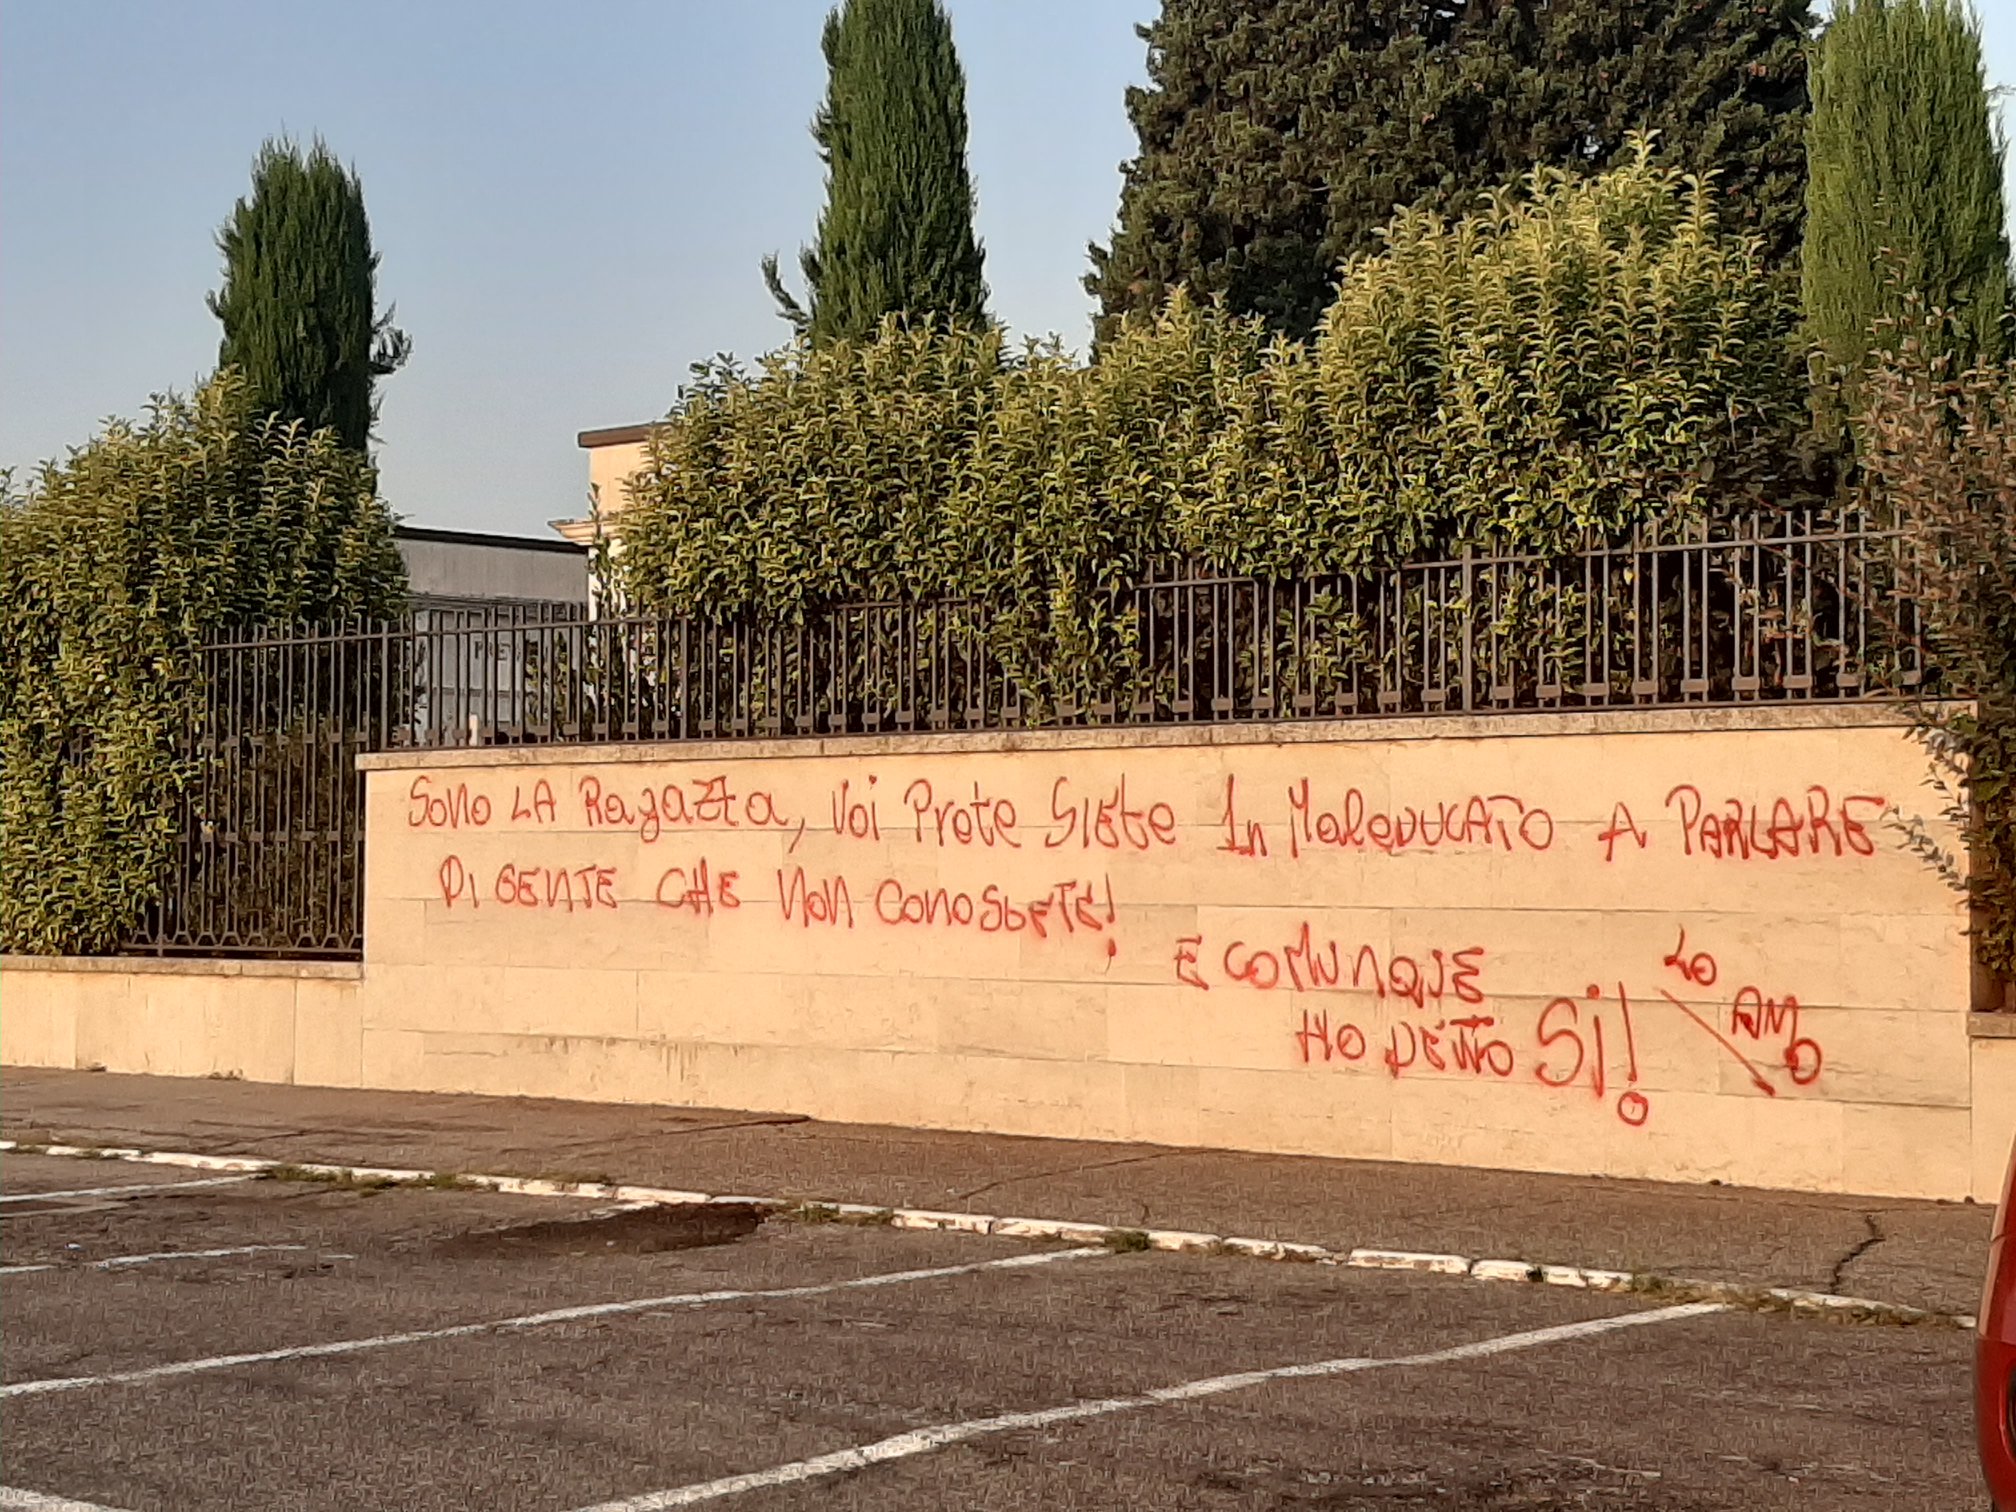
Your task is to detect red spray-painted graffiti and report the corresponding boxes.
[1272,922,1828,1130]
[1663,785,1886,861]
[409,759,1882,1139]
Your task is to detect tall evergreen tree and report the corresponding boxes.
[208,138,409,452]
[764,0,988,346]
[1803,0,2010,399]
[1090,0,1814,344]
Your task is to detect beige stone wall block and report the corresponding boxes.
[637,972,939,1056]
[364,896,431,967]
[1598,1089,1847,1192]
[0,972,77,1067]
[77,974,290,1082]
[634,971,808,1047]
[75,973,192,1076]
[403,1030,577,1101]
[1384,1073,1620,1178]
[294,978,363,1088]
[933,979,1106,1061]
[1741,1005,1969,1109]
[779,1047,941,1129]
[1973,1035,2016,1202]
[411,909,526,967]
[364,963,638,1040]
[359,1026,428,1089]
[1105,980,1293,1072]
[1119,1062,1204,1147]
[1847,909,1974,1013]
[179,977,297,1083]
[438,1033,685,1107]
[494,901,677,972]
[926,1053,1116,1143]
[1191,1065,1395,1161]
[1838,1101,1972,1200]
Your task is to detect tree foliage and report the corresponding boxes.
[0,373,406,955]
[1863,312,2016,993]
[1803,0,2010,412]
[622,151,1809,668]
[209,137,410,452]
[764,0,988,346]
[1088,0,1814,344]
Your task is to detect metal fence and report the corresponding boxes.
[389,508,1927,746]
[122,509,1931,958]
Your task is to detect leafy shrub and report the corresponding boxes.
[1862,320,2016,996]
[617,145,1816,630]
[0,372,405,955]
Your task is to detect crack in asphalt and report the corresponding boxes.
[1830,1211,1885,1294]
[947,1150,1177,1207]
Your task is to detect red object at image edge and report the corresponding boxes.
[1979,1134,2016,1509]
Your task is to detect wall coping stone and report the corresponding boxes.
[0,956,361,981]
[358,702,1923,772]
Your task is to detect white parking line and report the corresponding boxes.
[0,1244,314,1277]
[0,1176,252,1205]
[567,1302,1727,1510]
[0,1247,1104,1399]
[0,1489,133,1511]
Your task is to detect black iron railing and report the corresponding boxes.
[387,509,1927,746]
[122,510,1931,958]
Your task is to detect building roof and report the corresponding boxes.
[395,524,588,556]
[577,422,658,449]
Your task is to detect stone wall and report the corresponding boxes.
[6,707,1997,1198]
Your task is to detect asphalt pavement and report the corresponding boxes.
[0,1090,1992,1510]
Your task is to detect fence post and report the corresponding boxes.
[1459,546,1474,712]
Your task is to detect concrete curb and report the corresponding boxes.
[1,1139,1973,1331]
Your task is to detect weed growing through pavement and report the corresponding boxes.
[258,1165,482,1194]
[781,1202,894,1227]
[1103,1228,1152,1253]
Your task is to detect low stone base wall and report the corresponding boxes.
[4,953,2007,1200]
[0,957,361,1088]
[1971,1023,2016,1202]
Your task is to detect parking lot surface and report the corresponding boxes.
[0,1148,1984,1511]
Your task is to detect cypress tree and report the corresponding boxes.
[208,137,409,452]
[1442,0,1813,269]
[1803,0,2010,399]
[1090,0,1814,345]
[1088,0,1450,344]
[764,0,988,346]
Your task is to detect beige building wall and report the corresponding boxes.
[553,426,652,551]
[5,708,1995,1200]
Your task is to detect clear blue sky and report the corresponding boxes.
[0,0,1153,536]
[3,1,2013,539]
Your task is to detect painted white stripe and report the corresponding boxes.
[0,1176,251,1205]
[0,1140,1966,1328]
[566,1302,1724,1511]
[0,1488,133,1511]
[0,1247,1102,1399]
[0,1244,313,1278]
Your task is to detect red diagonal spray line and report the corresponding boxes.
[1658,988,1776,1097]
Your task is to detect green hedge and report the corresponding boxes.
[0,372,406,955]
[616,143,1817,627]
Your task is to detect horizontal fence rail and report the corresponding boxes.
[122,510,1932,959]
